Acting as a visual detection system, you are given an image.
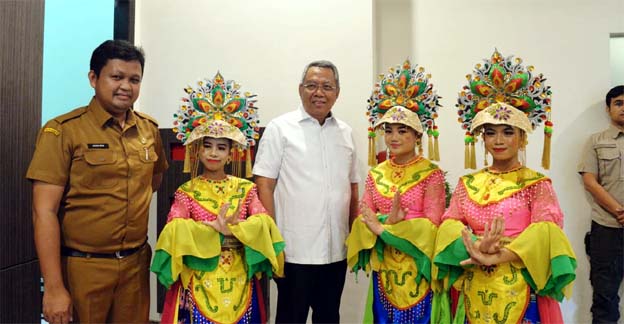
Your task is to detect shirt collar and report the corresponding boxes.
[87,97,137,128]
[607,124,624,139]
[297,105,334,124]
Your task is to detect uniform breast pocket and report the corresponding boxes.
[82,150,119,188]
[137,146,158,164]
[135,146,157,186]
[596,144,621,181]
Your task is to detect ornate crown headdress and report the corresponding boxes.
[457,49,553,169]
[173,72,260,177]
[366,60,442,166]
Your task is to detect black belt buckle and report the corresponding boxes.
[62,242,144,259]
[113,244,142,258]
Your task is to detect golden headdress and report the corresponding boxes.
[367,60,442,166]
[173,72,260,178]
[470,102,533,135]
[457,49,553,169]
[374,106,424,134]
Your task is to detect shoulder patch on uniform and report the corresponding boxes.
[43,127,61,136]
[53,107,87,124]
[134,110,159,126]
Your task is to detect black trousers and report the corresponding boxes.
[588,221,624,324]
[275,260,347,324]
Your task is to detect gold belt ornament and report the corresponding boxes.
[459,262,529,323]
[377,246,430,309]
[190,248,251,323]
[221,236,243,249]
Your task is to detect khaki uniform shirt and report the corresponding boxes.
[27,98,169,252]
[578,124,624,228]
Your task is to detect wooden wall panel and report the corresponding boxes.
[0,261,42,323]
[114,0,135,42]
[0,0,44,321]
[0,0,43,270]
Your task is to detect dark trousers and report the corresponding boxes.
[588,221,624,324]
[275,260,347,324]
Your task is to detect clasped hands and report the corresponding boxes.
[359,192,408,235]
[460,216,506,267]
[203,202,241,235]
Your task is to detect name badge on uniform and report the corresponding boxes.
[87,143,109,149]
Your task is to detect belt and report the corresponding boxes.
[61,242,146,259]
[221,236,243,250]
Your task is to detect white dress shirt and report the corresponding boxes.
[253,106,360,264]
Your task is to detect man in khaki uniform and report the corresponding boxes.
[27,40,168,324]
[578,85,624,324]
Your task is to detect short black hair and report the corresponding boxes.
[606,85,624,106]
[90,40,145,77]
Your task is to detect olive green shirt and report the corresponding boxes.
[578,124,624,228]
[27,98,169,252]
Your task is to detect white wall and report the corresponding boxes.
[134,0,374,321]
[374,0,413,76]
[405,0,623,322]
[612,36,624,86]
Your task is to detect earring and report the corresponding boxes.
[519,135,527,166]
[484,150,489,166]
[519,147,526,166]
[418,141,423,156]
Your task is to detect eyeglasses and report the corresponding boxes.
[302,83,338,93]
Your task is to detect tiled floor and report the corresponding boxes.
[268,271,370,323]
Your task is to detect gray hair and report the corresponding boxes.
[300,60,340,88]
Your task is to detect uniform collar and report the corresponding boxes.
[607,124,624,139]
[297,105,334,124]
[87,97,137,128]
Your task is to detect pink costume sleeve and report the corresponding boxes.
[440,178,563,236]
[243,185,269,219]
[528,180,564,227]
[363,170,445,225]
[441,179,467,223]
[422,170,446,226]
[166,183,269,223]
[361,173,377,213]
[166,190,191,222]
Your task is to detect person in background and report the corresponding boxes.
[27,39,168,323]
[253,60,360,323]
[578,85,624,324]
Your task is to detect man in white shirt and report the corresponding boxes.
[253,60,360,323]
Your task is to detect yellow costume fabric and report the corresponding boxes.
[346,158,446,322]
[434,168,576,323]
[461,166,546,205]
[151,176,284,324]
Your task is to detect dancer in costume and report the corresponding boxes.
[151,72,284,324]
[433,50,576,323]
[346,60,446,323]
